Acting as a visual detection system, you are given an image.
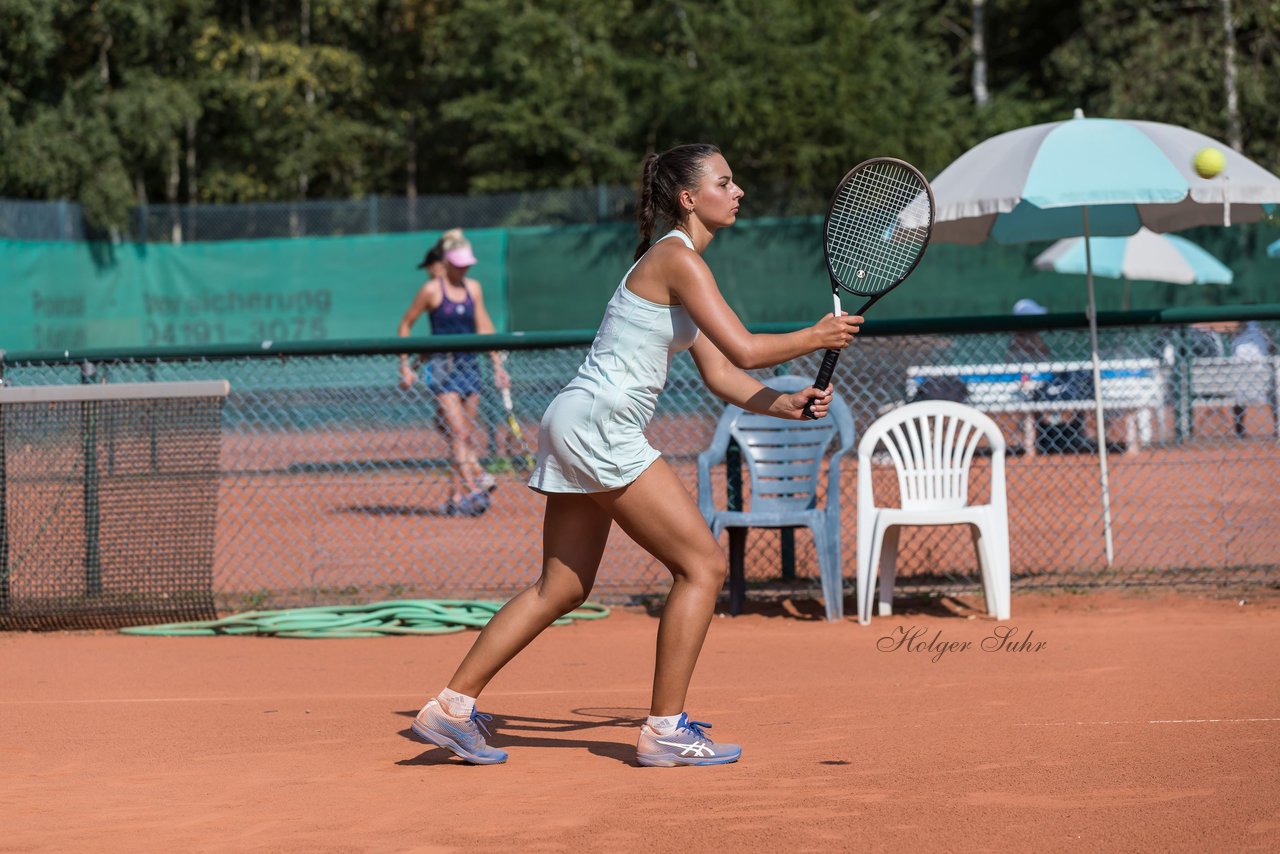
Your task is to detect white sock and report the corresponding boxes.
[646,713,682,735]
[436,688,476,718]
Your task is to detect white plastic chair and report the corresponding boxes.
[856,400,1010,625]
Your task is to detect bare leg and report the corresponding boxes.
[591,459,727,717]
[460,393,492,486]
[447,493,612,696]
[436,392,481,499]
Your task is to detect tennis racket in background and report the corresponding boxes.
[501,387,536,471]
[803,157,935,418]
[497,353,537,470]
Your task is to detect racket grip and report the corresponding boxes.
[500,388,514,410]
[802,349,841,420]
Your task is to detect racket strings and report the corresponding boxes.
[826,162,932,294]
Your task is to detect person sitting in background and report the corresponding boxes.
[1231,320,1272,361]
[1007,298,1051,362]
[1187,321,1231,357]
[1229,320,1275,438]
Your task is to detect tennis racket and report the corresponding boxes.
[803,157,935,418]
[501,388,536,470]
[496,354,536,470]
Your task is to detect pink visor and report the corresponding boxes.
[445,246,478,268]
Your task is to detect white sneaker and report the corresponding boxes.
[636,713,741,767]
[411,699,508,764]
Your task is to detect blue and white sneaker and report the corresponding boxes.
[636,713,742,767]
[411,699,508,765]
[458,490,490,517]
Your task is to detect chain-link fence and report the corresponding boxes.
[1,314,1277,613]
[2,186,830,243]
[0,188,639,243]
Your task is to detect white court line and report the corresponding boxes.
[0,696,431,705]
[0,687,642,706]
[1018,718,1280,727]
[4,693,1277,729]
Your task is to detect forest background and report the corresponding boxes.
[2,1,1278,345]
[4,0,1277,229]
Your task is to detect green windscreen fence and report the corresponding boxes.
[2,219,1275,349]
[504,218,840,330]
[0,230,508,351]
[503,219,1280,332]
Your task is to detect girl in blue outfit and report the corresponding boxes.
[399,229,510,516]
[412,144,863,765]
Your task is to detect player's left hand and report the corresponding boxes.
[494,363,511,390]
[779,385,833,420]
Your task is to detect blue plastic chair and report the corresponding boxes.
[696,375,855,621]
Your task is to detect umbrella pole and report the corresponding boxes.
[1082,207,1115,566]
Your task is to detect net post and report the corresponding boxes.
[147,364,160,472]
[80,361,102,597]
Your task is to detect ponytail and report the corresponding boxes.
[439,228,467,252]
[632,143,721,261]
[634,154,661,261]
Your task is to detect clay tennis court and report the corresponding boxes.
[210,428,1280,605]
[3,588,1277,852]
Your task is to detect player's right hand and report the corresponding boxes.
[398,365,417,390]
[813,312,864,350]
[493,363,511,391]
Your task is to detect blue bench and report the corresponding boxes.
[906,359,1166,454]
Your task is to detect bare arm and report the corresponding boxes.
[468,279,510,390]
[397,283,436,387]
[688,334,835,421]
[660,249,861,370]
[398,285,433,338]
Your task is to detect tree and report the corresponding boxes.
[430,0,969,204]
[0,0,208,228]
[420,0,640,192]
[193,1,383,202]
[1048,0,1280,173]
[1,0,1276,226]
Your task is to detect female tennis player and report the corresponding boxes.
[412,144,863,766]
[398,229,510,516]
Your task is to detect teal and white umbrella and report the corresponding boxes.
[930,109,1280,566]
[933,111,1280,246]
[1034,228,1234,286]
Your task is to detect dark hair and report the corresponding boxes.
[416,243,444,270]
[634,143,721,260]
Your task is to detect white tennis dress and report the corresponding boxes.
[528,230,700,494]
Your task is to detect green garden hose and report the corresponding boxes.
[119,599,610,638]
